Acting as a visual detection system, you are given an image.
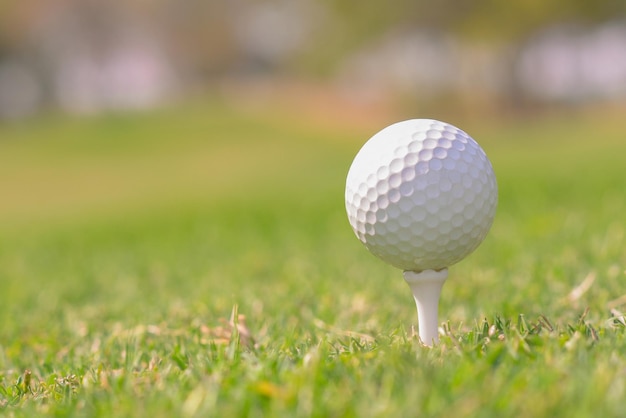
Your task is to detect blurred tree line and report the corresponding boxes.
[0,0,624,117]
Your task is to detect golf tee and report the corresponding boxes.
[403,268,448,346]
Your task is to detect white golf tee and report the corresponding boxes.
[403,268,448,346]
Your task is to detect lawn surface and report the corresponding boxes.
[1,101,625,417]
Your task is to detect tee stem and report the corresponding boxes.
[403,268,448,346]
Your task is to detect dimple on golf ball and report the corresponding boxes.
[345,119,497,272]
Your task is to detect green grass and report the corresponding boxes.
[0,102,625,417]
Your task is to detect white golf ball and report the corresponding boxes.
[345,119,497,272]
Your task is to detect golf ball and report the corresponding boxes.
[345,119,497,272]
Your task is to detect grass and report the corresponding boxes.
[0,101,625,417]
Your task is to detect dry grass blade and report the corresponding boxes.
[538,315,554,332]
[200,306,256,349]
[608,294,626,310]
[313,318,375,342]
[610,309,626,326]
[565,272,596,304]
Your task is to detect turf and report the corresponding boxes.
[0,102,625,417]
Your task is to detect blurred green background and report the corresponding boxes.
[1,0,625,330]
[1,0,626,219]
[1,2,625,313]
